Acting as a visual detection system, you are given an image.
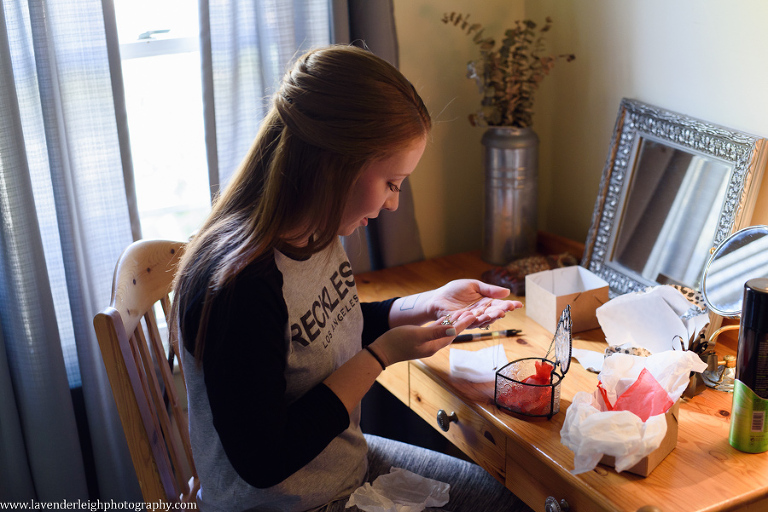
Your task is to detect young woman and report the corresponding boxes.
[171,45,528,512]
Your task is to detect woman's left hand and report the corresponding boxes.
[430,279,523,330]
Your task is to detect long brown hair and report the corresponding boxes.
[171,45,431,362]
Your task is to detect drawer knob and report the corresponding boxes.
[545,496,569,512]
[436,409,458,431]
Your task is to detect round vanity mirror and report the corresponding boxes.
[702,225,768,317]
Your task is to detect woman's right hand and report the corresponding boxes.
[368,310,476,367]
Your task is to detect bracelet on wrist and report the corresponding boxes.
[364,345,387,371]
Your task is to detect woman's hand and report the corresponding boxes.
[369,310,476,367]
[429,279,523,330]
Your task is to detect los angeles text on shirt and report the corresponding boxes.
[290,260,359,348]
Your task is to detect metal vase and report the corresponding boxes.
[481,127,539,265]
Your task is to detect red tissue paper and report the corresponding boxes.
[496,360,555,416]
[598,367,674,422]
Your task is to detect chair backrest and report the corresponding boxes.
[94,240,198,503]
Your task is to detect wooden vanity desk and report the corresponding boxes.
[355,249,768,512]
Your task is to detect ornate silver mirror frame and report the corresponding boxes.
[582,98,767,296]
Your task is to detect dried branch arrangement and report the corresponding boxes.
[442,12,575,128]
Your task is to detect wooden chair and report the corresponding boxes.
[94,240,198,503]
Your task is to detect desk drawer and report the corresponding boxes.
[506,442,617,512]
[409,364,506,483]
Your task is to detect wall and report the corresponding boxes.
[394,0,768,259]
[392,0,525,258]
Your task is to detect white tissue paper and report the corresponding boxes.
[596,285,708,353]
[571,285,709,373]
[449,344,508,383]
[560,351,706,474]
[345,467,450,512]
[570,347,604,373]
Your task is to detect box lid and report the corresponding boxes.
[547,305,573,375]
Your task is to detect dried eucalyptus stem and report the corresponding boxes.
[442,12,575,128]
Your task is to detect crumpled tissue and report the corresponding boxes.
[560,350,706,474]
[571,285,709,374]
[596,285,709,353]
[345,467,450,512]
[449,344,508,383]
[570,347,604,373]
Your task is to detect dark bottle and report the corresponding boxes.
[729,277,768,453]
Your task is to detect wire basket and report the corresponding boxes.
[495,357,563,417]
[494,305,572,419]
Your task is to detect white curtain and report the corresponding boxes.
[0,0,423,503]
[201,0,332,194]
[0,0,140,502]
[0,0,344,503]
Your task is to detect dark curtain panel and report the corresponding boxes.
[334,0,425,273]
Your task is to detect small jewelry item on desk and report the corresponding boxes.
[453,329,522,342]
[702,352,736,392]
[689,333,709,356]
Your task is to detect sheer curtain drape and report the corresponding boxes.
[201,0,332,195]
[1,0,424,504]
[0,0,140,502]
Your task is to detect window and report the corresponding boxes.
[114,0,211,241]
[113,0,210,356]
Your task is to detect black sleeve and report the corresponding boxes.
[360,298,397,346]
[185,260,350,488]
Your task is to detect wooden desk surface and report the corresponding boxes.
[356,251,768,512]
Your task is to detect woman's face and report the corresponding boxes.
[338,137,427,237]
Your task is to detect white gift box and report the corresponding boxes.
[525,266,609,333]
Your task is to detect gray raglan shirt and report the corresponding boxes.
[182,240,393,511]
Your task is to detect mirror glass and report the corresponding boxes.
[702,225,768,318]
[612,138,732,289]
[583,99,767,296]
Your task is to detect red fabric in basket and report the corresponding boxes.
[611,367,674,422]
[523,360,554,386]
[497,360,555,416]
